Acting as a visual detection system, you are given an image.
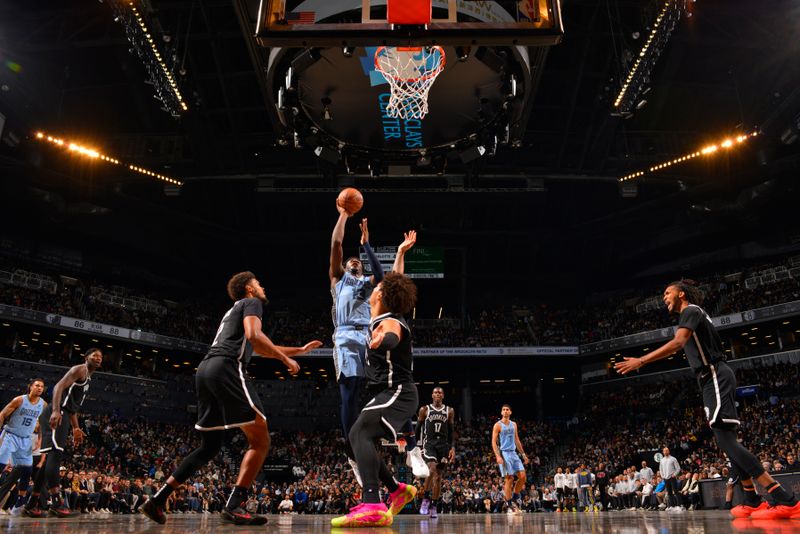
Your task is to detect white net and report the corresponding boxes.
[374,46,446,120]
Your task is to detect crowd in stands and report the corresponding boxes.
[4,259,800,349]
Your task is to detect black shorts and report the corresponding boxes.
[698,361,739,429]
[422,441,451,464]
[195,356,266,431]
[360,383,418,442]
[38,405,72,453]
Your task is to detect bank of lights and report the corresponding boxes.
[619,132,758,182]
[129,2,187,112]
[35,131,183,186]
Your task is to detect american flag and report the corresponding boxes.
[286,11,315,24]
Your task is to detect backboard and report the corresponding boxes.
[255,0,564,47]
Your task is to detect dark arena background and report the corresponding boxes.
[1,0,800,532]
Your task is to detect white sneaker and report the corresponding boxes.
[10,506,24,516]
[405,447,430,478]
[348,458,363,487]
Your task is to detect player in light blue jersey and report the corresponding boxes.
[491,404,529,515]
[329,199,420,482]
[0,377,46,515]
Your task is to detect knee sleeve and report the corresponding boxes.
[713,428,764,479]
[172,431,223,483]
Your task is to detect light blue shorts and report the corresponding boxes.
[0,430,33,467]
[334,327,367,379]
[499,450,525,477]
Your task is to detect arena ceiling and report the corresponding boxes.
[0,0,799,298]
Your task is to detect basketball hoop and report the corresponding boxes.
[374,46,446,120]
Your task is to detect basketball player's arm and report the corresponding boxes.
[491,422,503,465]
[0,395,23,428]
[359,218,385,284]
[415,405,427,445]
[614,327,692,375]
[513,423,529,464]
[392,230,417,274]
[367,319,403,349]
[329,206,350,284]
[243,315,301,374]
[273,340,324,357]
[447,407,456,463]
[49,364,88,430]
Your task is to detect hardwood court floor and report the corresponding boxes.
[1,510,797,533]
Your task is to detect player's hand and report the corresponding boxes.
[359,218,369,245]
[283,357,301,375]
[522,454,530,465]
[298,340,323,355]
[336,200,351,217]
[614,357,644,375]
[73,427,86,446]
[369,330,385,350]
[49,411,62,430]
[496,455,504,466]
[398,230,417,254]
[448,448,456,464]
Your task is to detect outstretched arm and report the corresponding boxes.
[392,230,417,274]
[329,205,350,285]
[614,327,692,375]
[244,316,300,374]
[273,340,323,357]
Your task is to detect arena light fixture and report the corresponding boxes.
[111,2,188,116]
[613,0,684,113]
[619,132,758,182]
[35,131,184,186]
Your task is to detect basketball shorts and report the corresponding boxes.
[698,361,739,429]
[195,356,266,431]
[359,382,418,443]
[0,430,34,466]
[498,450,525,477]
[38,405,72,454]
[333,327,368,380]
[422,441,451,464]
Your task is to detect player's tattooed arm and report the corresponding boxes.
[614,327,691,374]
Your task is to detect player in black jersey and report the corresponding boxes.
[23,348,102,518]
[331,272,419,528]
[143,272,321,526]
[615,279,800,520]
[416,387,455,518]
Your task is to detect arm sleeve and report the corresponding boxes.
[362,242,385,283]
[242,298,263,319]
[678,306,702,332]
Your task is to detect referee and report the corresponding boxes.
[615,279,799,520]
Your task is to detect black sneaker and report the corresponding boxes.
[22,506,44,518]
[48,505,79,518]
[142,499,167,525]
[221,507,268,525]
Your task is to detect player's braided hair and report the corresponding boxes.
[380,272,417,315]
[227,271,256,301]
[668,278,704,305]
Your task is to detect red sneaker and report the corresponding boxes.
[750,501,800,520]
[731,501,769,518]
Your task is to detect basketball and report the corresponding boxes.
[337,188,364,215]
